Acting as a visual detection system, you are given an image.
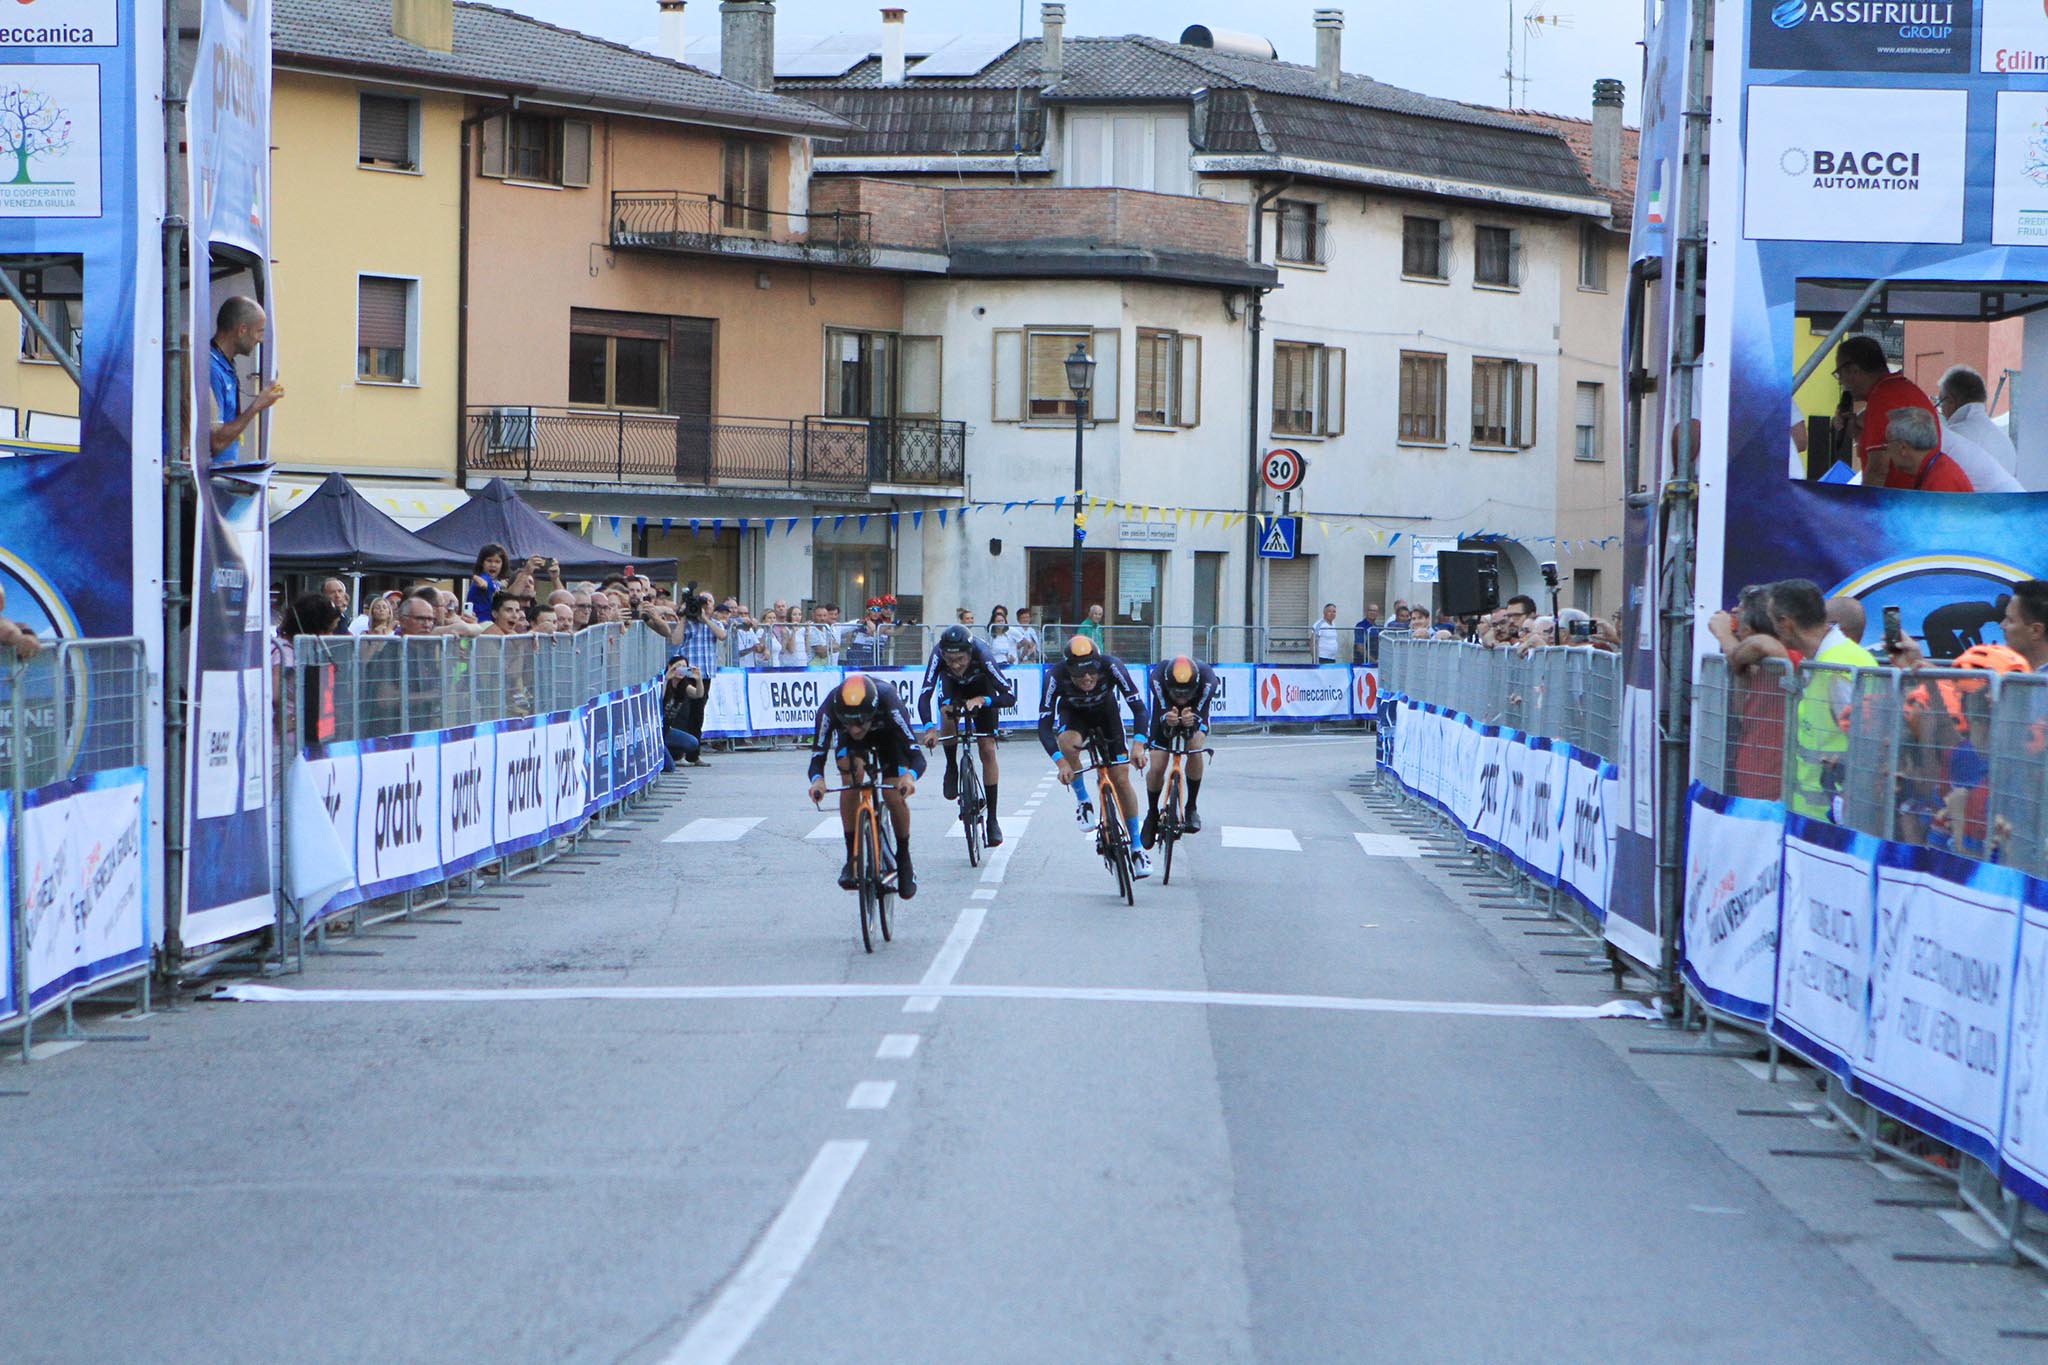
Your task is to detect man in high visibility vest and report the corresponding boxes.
[1769,579,1875,820]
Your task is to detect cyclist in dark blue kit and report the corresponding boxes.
[1143,654,1218,848]
[1038,635,1152,878]
[807,673,926,899]
[917,624,1018,847]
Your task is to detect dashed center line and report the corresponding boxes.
[665,817,765,844]
[846,1081,897,1111]
[875,1034,920,1060]
[1222,826,1302,851]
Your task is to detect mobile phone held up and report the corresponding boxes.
[1883,605,1902,651]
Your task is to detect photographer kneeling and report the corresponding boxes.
[663,658,711,769]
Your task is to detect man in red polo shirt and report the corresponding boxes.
[1868,406,1974,492]
[1831,335,1939,475]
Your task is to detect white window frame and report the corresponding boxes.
[1578,222,1609,292]
[1396,350,1447,446]
[1470,356,1537,450]
[1271,340,1345,439]
[355,273,421,387]
[1133,328,1201,430]
[357,91,422,174]
[1574,380,1605,461]
[1274,199,1329,268]
[1473,224,1522,291]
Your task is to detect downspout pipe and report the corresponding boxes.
[1244,178,1291,635]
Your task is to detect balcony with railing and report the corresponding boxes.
[610,191,874,267]
[463,407,965,493]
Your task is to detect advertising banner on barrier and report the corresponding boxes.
[2000,879,2048,1209]
[1856,845,2021,1164]
[21,767,147,1010]
[0,794,13,1021]
[702,669,750,738]
[1473,728,1514,851]
[746,669,835,736]
[353,734,441,901]
[494,718,549,852]
[1204,664,1254,724]
[1495,736,1536,865]
[587,700,612,808]
[438,726,494,876]
[1562,751,1616,924]
[1681,784,1785,1022]
[1515,739,1568,886]
[546,713,586,835]
[1774,817,1880,1080]
[290,744,360,924]
[1254,665,1352,721]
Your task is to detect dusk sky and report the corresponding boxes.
[494,0,1646,123]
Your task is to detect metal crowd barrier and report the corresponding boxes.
[1377,635,1622,759]
[2,637,151,1050]
[1694,653,2048,879]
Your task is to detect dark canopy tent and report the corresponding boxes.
[269,473,473,576]
[417,478,641,576]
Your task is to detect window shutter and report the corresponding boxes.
[1321,346,1346,436]
[1027,332,1075,410]
[992,329,1023,422]
[900,335,942,419]
[1574,381,1599,429]
[1509,229,1524,287]
[560,120,593,187]
[1516,361,1538,448]
[1176,335,1201,428]
[570,308,671,341]
[1437,219,1451,271]
[358,277,408,350]
[359,95,414,168]
[1091,328,1119,423]
[748,143,771,216]
[478,113,508,178]
[1314,202,1329,264]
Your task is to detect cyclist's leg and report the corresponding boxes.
[835,755,860,886]
[1184,747,1207,823]
[937,706,960,796]
[1099,718,1145,852]
[1058,729,1094,825]
[881,777,915,898]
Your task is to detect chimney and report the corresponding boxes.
[1041,3,1065,80]
[658,0,686,61]
[391,0,453,52]
[720,0,776,92]
[1591,78,1625,190]
[1314,9,1342,93]
[881,8,907,84]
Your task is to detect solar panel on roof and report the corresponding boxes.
[906,34,1014,78]
[774,32,878,78]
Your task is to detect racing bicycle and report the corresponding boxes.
[1153,727,1215,887]
[943,702,988,867]
[824,762,895,952]
[1074,732,1136,905]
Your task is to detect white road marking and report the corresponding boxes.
[221,981,1663,1020]
[1225,737,1371,753]
[919,906,987,992]
[806,819,842,841]
[902,995,941,1013]
[660,1139,868,1365]
[978,815,1030,883]
[665,817,765,844]
[846,1080,897,1111]
[1354,832,1423,858]
[875,1034,921,1059]
[1935,1208,2002,1252]
[1222,826,1302,851]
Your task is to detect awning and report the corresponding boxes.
[268,476,470,529]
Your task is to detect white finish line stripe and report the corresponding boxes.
[665,817,764,844]
[661,1139,867,1365]
[219,982,1659,1020]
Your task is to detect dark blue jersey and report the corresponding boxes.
[808,677,927,781]
[916,637,1017,724]
[1038,654,1149,755]
[1148,659,1219,733]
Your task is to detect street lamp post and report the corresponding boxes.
[1064,342,1097,630]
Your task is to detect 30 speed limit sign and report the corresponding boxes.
[1262,448,1306,493]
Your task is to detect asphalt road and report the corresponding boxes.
[7,733,2048,1363]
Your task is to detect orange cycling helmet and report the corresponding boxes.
[1902,643,2029,739]
[1162,655,1201,700]
[830,673,881,724]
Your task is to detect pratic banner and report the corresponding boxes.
[355,734,440,901]
[20,767,148,1010]
[1682,784,1787,1021]
[493,718,550,852]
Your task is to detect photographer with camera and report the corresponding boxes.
[676,583,726,671]
[662,657,711,768]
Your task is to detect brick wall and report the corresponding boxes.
[809,178,948,251]
[941,187,1249,260]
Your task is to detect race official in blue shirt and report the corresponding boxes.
[209,296,284,466]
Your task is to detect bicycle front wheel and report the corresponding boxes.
[858,816,879,953]
[961,761,984,867]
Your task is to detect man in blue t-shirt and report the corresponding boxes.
[209,296,284,466]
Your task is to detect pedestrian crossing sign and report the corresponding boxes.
[1257,516,1300,560]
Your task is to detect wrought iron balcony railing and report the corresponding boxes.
[464,407,965,492]
[610,191,873,266]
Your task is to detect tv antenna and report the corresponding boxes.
[1505,4,1571,109]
